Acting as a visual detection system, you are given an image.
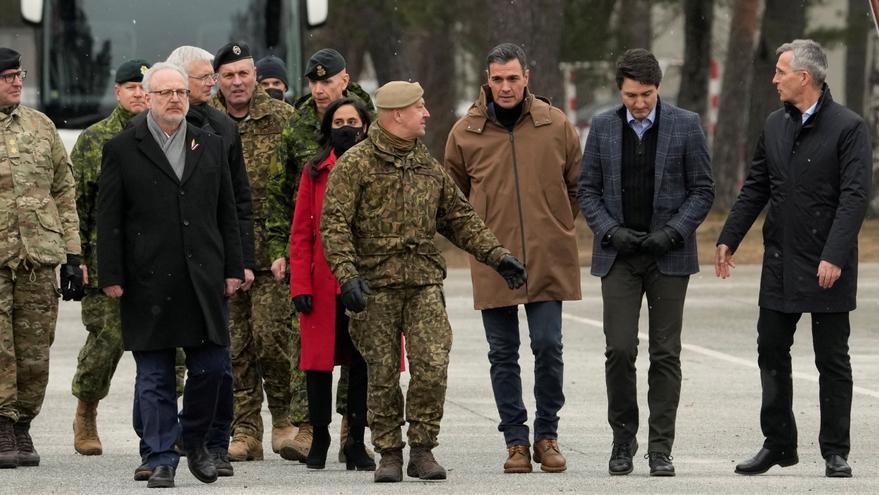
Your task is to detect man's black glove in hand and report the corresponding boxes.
[341,278,372,313]
[641,227,678,256]
[496,255,527,290]
[60,254,85,301]
[610,227,648,255]
[293,294,313,314]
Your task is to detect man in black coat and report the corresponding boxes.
[716,39,871,479]
[97,62,244,488]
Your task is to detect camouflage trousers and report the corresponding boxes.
[229,271,305,439]
[0,265,58,422]
[71,293,184,402]
[348,284,451,452]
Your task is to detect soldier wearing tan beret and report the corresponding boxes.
[320,81,527,483]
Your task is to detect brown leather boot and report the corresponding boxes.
[406,446,447,480]
[503,444,532,473]
[289,423,312,461]
[14,419,39,466]
[73,399,102,455]
[227,435,263,462]
[0,417,17,469]
[374,447,404,483]
[271,422,298,460]
[533,438,566,472]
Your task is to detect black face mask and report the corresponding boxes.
[331,125,365,156]
[265,88,285,101]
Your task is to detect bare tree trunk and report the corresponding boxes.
[845,0,871,116]
[412,15,457,158]
[746,0,805,157]
[619,0,653,51]
[488,0,566,106]
[677,0,714,122]
[361,0,409,83]
[713,0,761,212]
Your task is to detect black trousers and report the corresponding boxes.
[757,308,852,458]
[601,253,689,454]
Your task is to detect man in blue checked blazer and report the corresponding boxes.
[578,49,713,478]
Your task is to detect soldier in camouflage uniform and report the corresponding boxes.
[68,58,151,457]
[320,81,527,483]
[269,48,374,461]
[209,41,300,462]
[0,48,83,468]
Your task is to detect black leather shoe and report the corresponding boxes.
[210,448,234,477]
[646,452,675,476]
[825,454,852,478]
[608,439,638,475]
[735,447,798,475]
[147,465,175,488]
[134,462,153,481]
[183,444,218,484]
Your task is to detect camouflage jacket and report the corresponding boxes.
[267,81,374,262]
[320,124,509,289]
[70,104,138,285]
[210,85,294,270]
[0,104,81,270]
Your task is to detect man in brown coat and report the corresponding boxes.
[444,43,581,474]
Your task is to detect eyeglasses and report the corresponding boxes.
[189,73,219,84]
[149,89,191,99]
[0,70,27,84]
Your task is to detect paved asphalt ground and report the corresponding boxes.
[1,265,878,494]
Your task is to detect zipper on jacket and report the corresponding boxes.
[508,131,528,292]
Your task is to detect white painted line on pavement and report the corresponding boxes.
[562,313,879,399]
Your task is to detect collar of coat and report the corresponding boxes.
[367,123,428,167]
[783,83,831,128]
[462,85,554,134]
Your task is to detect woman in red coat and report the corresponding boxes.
[290,98,374,470]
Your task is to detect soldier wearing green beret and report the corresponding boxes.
[209,41,304,462]
[0,47,82,468]
[320,80,527,483]
[68,58,152,458]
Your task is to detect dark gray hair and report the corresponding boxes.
[166,46,214,74]
[776,39,827,88]
[142,62,188,92]
[486,43,528,72]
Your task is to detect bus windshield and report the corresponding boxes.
[42,0,296,128]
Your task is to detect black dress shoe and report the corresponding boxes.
[608,438,638,475]
[825,454,852,478]
[147,465,175,488]
[735,447,798,475]
[210,448,234,477]
[183,444,218,484]
[134,462,154,481]
[646,452,675,476]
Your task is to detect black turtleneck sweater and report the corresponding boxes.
[491,100,523,131]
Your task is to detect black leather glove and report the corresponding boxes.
[496,255,527,290]
[641,227,680,256]
[610,227,648,255]
[60,254,85,301]
[293,294,313,313]
[341,278,372,313]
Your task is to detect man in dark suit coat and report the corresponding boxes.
[97,63,243,488]
[717,39,871,479]
[578,49,714,477]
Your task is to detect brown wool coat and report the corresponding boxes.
[444,86,582,310]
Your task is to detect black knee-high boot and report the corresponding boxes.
[344,351,376,471]
[305,370,333,469]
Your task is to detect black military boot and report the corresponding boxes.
[374,447,404,483]
[14,419,39,466]
[305,371,332,469]
[407,446,447,480]
[0,416,17,468]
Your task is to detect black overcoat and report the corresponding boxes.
[718,87,871,313]
[97,118,244,350]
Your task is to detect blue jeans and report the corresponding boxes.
[481,301,565,447]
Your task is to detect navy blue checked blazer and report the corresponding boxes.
[578,101,714,277]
